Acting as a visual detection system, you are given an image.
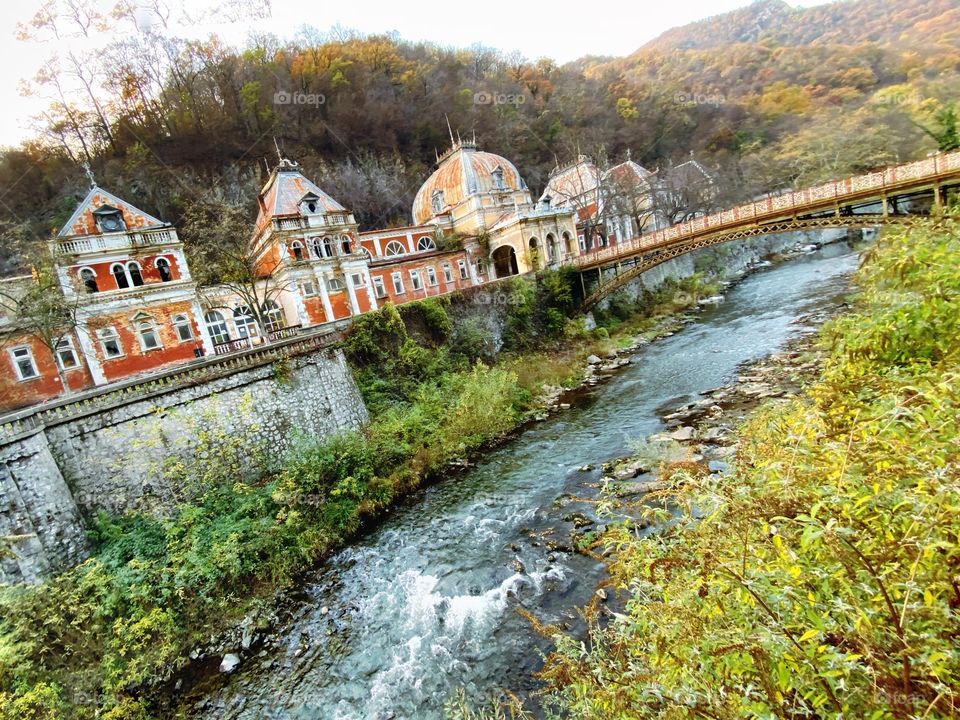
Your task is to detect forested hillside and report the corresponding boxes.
[1,0,957,273]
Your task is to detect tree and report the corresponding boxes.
[180,196,291,341]
[916,102,959,152]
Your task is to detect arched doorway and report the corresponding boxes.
[528,237,541,270]
[492,245,519,278]
[546,233,558,264]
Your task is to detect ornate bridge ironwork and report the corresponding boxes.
[574,151,960,310]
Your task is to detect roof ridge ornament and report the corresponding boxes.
[82,162,96,189]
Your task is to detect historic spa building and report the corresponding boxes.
[1,140,661,413]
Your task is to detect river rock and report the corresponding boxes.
[670,426,696,441]
[587,354,602,365]
[219,653,241,673]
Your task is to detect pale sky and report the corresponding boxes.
[0,0,833,147]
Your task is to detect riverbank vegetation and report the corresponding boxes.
[0,267,721,718]
[514,212,960,719]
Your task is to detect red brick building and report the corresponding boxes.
[1,142,580,413]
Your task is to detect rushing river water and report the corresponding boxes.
[186,242,860,720]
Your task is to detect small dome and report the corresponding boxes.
[412,142,527,225]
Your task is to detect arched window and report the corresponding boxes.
[562,232,574,256]
[416,236,437,252]
[384,240,406,256]
[340,235,352,255]
[127,262,144,287]
[204,311,230,345]
[309,237,324,259]
[155,257,172,282]
[112,263,129,289]
[262,300,286,333]
[358,246,373,261]
[172,314,193,342]
[322,237,335,258]
[327,275,345,292]
[233,306,258,339]
[79,268,98,293]
[97,327,123,358]
[136,318,161,351]
[290,241,305,261]
[546,234,558,262]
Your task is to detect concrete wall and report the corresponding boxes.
[597,228,851,307]
[0,346,368,585]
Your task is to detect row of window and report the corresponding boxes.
[376,259,469,297]
[8,339,80,381]
[203,303,286,346]
[94,314,195,360]
[288,236,437,262]
[79,257,174,294]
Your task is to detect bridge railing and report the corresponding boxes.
[574,150,960,269]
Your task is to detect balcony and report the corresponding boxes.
[53,228,179,257]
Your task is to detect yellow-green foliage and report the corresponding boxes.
[537,214,960,719]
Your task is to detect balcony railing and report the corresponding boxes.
[53,228,178,256]
[211,325,303,356]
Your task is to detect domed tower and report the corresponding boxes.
[412,140,533,235]
[412,140,577,278]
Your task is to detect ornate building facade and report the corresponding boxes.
[0,140,584,414]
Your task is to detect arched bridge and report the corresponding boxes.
[574,151,960,310]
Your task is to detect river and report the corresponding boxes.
[185,241,860,720]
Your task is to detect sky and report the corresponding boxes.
[0,0,833,147]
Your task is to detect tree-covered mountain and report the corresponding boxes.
[0,0,957,274]
[643,0,960,51]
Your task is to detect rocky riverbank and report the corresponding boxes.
[167,236,855,714]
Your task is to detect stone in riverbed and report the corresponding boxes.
[670,426,696,441]
[587,354,602,365]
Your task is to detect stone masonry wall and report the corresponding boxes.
[0,346,368,584]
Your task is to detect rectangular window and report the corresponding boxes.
[10,346,38,381]
[457,259,468,280]
[373,276,387,298]
[578,234,586,251]
[476,259,487,276]
[99,329,123,359]
[391,272,404,295]
[426,266,438,286]
[139,325,161,351]
[302,280,317,297]
[55,338,79,369]
[442,263,454,283]
[409,270,423,291]
[174,322,193,342]
[351,273,364,289]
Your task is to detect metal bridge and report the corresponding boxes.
[573,151,960,310]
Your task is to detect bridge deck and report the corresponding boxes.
[573,151,960,274]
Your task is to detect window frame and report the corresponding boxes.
[409,269,423,291]
[384,240,406,257]
[204,311,231,345]
[372,275,387,298]
[302,280,317,297]
[9,345,39,381]
[55,337,79,370]
[391,271,404,295]
[97,327,124,359]
[425,266,438,286]
[172,314,194,343]
[155,257,173,282]
[136,318,162,352]
[442,263,454,283]
[457,259,469,280]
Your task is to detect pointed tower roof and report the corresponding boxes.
[58,186,166,238]
[255,159,347,232]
